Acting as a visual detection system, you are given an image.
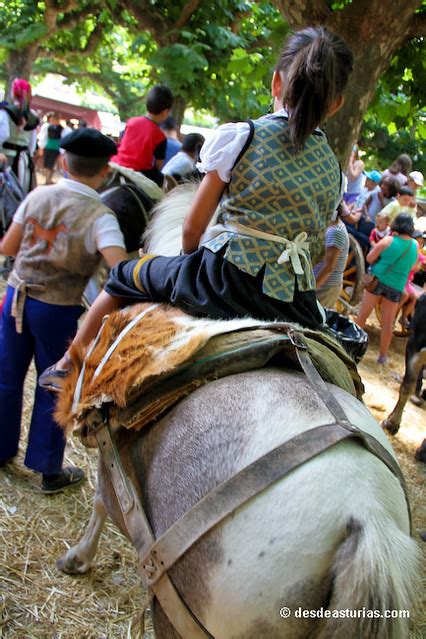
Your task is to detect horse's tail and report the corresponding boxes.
[318,516,420,639]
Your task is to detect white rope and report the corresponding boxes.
[93,303,160,380]
[72,316,109,413]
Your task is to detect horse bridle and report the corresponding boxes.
[88,330,411,638]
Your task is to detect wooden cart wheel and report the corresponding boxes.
[336,234,365,314]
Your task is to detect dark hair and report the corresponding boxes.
[64,151,109,177]
[398,186,414,197]
[276,26,353,151]
[146,85,174,115]
[161,115,177,131]
[389,153,412,176]
[391,213,414,236]
[181,133,205,154]
[380,175,399,198]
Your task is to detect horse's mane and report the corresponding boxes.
[143,182,220,255]
[143,183,198,255]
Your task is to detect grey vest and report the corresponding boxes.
[9,184,109,306]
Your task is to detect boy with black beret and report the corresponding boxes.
[0,128,127,493]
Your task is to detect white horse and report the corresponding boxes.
[58,185,420,638]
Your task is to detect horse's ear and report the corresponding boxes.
[163,174,179,193]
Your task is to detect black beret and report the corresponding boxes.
[60,128,117,157]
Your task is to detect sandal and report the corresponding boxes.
[42,466,85,494]
[39,354,73,392]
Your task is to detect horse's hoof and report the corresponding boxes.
[410,395,424,407]
[381,419,400,436]
[56,552,91,574]
[414,440,426,464]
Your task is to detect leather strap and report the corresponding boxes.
[139,420,362,587]
[94,424,212,639]
[291,331,412,532]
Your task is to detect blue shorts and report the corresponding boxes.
[371,280,402,303]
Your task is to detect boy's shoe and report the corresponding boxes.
[42,466,85,494]
[39,362,72,392]
[376,354,388,365]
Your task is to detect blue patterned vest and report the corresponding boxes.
[202,115,341,302]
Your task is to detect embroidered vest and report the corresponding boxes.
[9,184,109,306]
[202,116,341,302]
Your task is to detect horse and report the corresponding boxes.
[56,185,420,638]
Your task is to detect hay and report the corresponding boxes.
[0,277,424,637]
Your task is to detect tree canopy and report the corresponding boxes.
[0,0,424,170]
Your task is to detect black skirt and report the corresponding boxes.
[105,246,323,329]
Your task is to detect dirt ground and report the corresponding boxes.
[0,276,424,637]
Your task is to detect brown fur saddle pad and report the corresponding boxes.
[55,303,363,440]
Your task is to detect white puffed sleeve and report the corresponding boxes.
[196,121,251,183]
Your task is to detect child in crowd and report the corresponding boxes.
[351,169,382,213]
[162,133,205,180]
[398,229,426,328]
[344,144,365,204]
[111,85,173,187]
[0,129,127,492]
[381,154,412,188]
[380,186,417,223]
[369,212,391,247]
[160,116,182,163]
[314,203,350,308]
[40,113,63,185]
[407,170,424,193]
[41,26,354,389]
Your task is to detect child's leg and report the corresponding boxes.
[27,297,83,474]
[0,288,34,463]
[56,290,123,370]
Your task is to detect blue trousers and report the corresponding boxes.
[0,286,83,474]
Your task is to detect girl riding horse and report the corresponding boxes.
[41,26,354,390]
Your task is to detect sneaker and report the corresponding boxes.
[42,466,85,494]
[39,360,72,392]
[376,354,388,364]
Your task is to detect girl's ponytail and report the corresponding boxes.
[276,27,353,151]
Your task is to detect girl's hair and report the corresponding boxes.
[391,213,414,236]
[380,175,399,198]
[276,27,353,151]
[389,153,412,176]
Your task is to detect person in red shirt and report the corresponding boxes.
[112,85,173,186]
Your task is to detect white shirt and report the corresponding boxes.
[13,178,125,254]
[162,151,195,176]
[196,108,323,184]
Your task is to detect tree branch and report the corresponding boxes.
[272,0,332,28]
[173,0,201,31]
[121,0,169,44]
[406,11,426,38]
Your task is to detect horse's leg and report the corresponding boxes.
[56,488,108,574]
[382,351,425,435]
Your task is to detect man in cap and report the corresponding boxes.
[0,128,127,493]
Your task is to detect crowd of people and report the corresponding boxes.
[0,25,425,493]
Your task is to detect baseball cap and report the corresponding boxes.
[364,170,381,183]
[409,171,424,187]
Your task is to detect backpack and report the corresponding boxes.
[0,164,25,237]
[0,165,26,279]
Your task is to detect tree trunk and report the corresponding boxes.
[171,95,187,130]
[4,44,39,99]
[273,0,421,168]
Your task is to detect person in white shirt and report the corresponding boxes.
[0,128,127,494]
[162,132,205,180]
